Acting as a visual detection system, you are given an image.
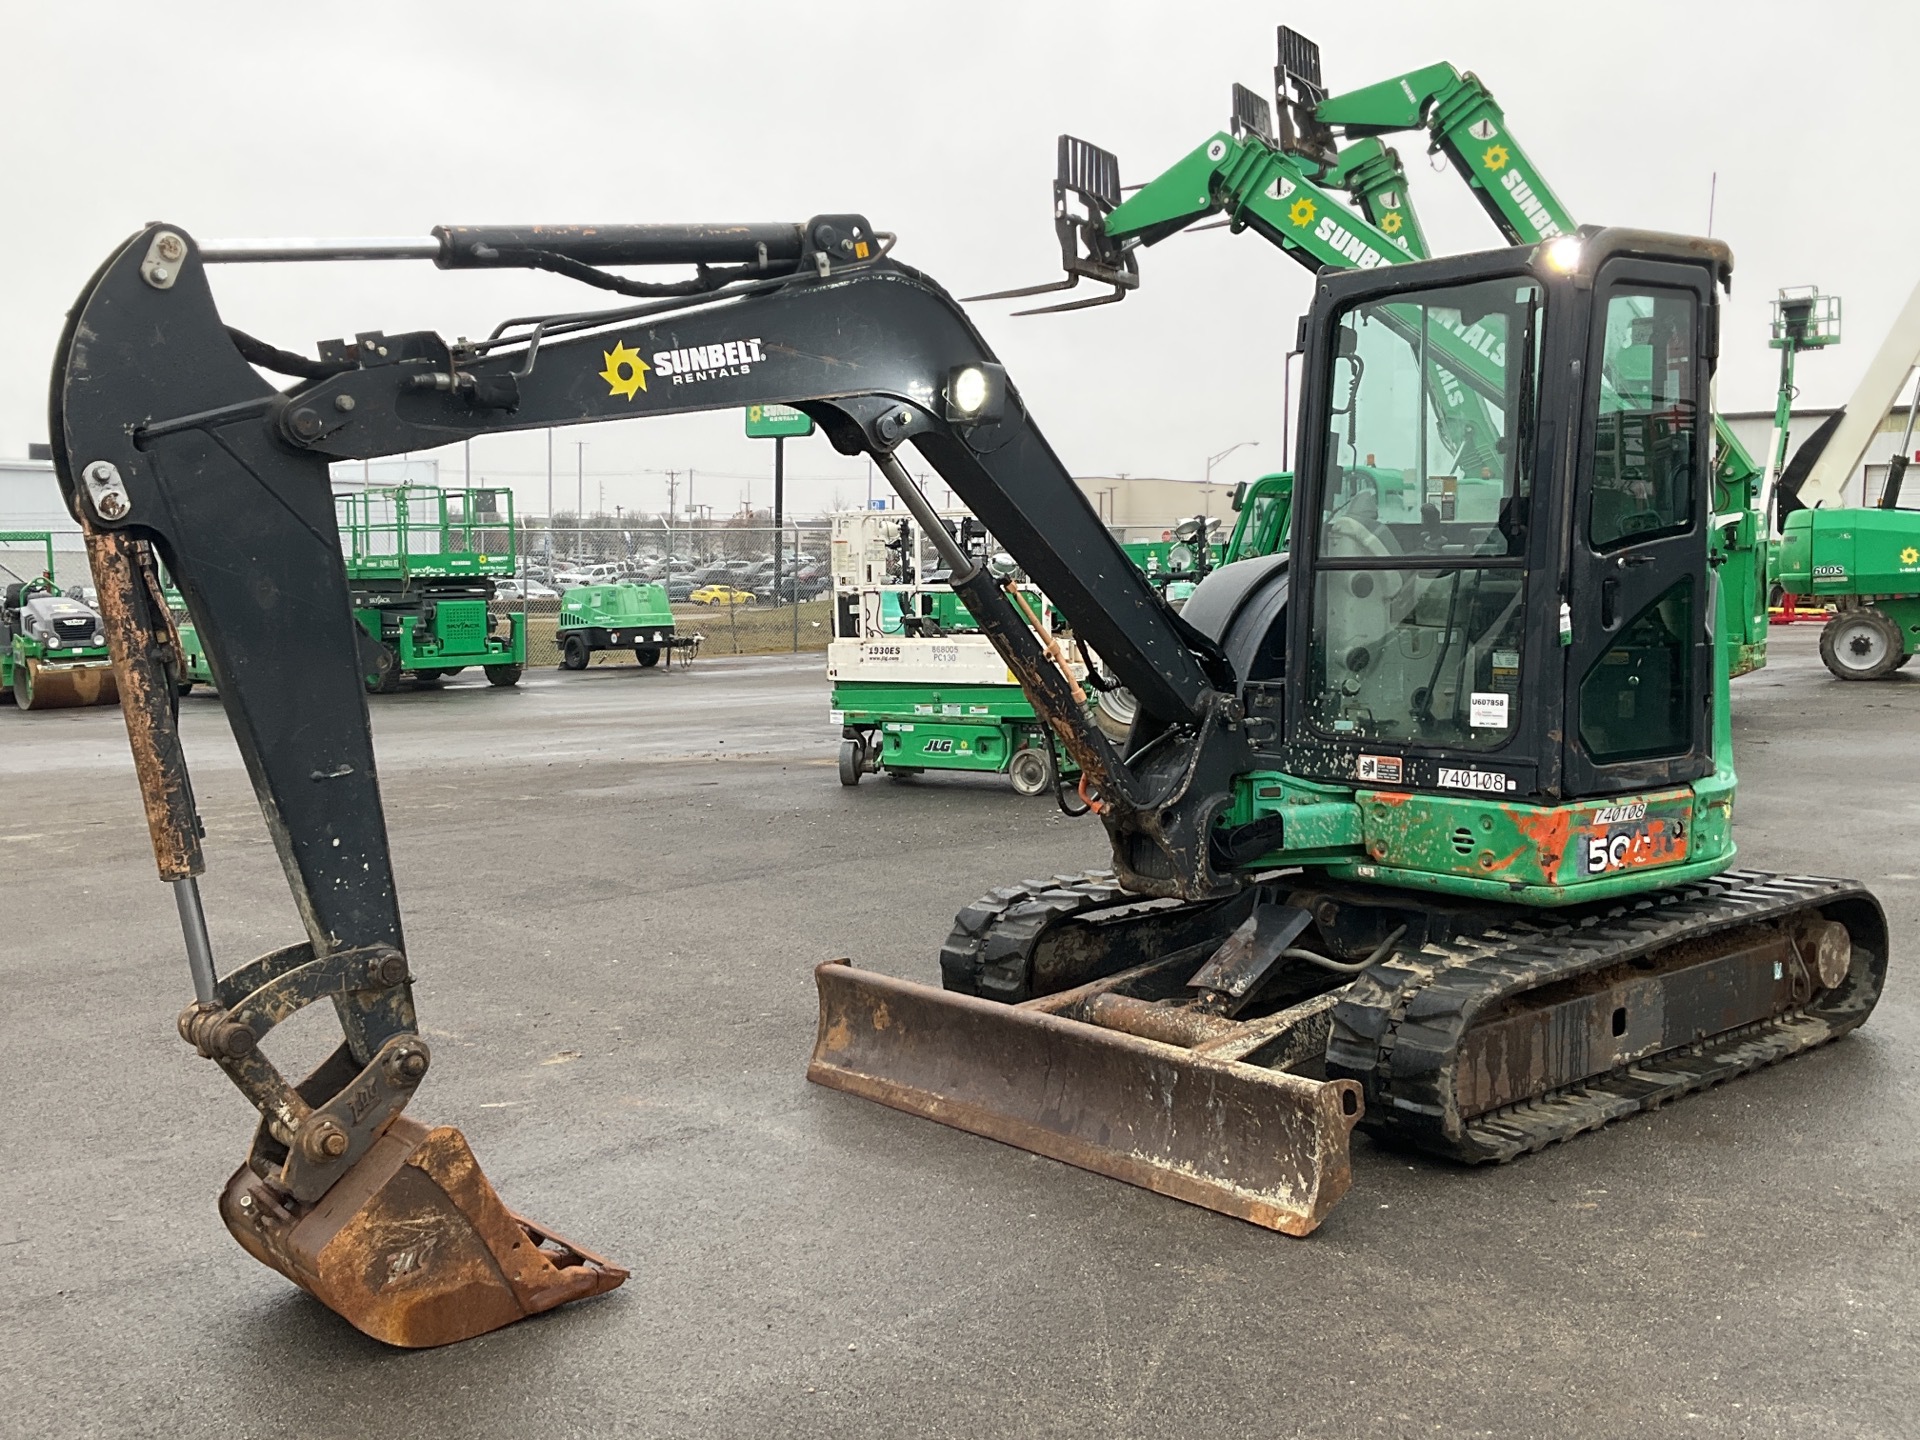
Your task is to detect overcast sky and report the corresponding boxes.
[8,1,1917,519]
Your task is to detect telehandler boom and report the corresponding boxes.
[56,216,1885,1337]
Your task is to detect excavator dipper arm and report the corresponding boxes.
[52,219,1278,1340]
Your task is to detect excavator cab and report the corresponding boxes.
[1280,229,1719,806]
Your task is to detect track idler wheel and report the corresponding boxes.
[219,1116,627,1348]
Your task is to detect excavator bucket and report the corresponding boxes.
[809,961,1363,1236]
[219,1116,627,1348]
[14,655,118,709]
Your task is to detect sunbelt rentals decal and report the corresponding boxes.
[600,336,769,399]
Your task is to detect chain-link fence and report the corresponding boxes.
[498,522,836,662]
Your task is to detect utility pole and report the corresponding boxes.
[545,428,554,565]
[1204,441,1259,517]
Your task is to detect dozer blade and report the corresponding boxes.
[16,656,118,709]
[809,961,1363,1236]
[218,1116,627,1348]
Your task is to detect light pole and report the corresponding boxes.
[1204,441,1259,518]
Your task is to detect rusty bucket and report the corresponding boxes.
[808,961,1362,1236]
[218,1116,627,1348]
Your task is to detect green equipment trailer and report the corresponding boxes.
[0,530,118,710]
[555,581,699,669]
[335,485,526,691]
[829,508,1081,795]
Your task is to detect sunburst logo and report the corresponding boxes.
[1901,546,1918,565]
[599,341,650,400]
[1380,212,1403,235]
[1288,196,1316,228]
[1483,144,1510,171]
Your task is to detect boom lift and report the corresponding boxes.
[56,218,1886,1326]
[1772,274,1920,676]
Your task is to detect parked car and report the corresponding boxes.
[754,576,830,604]
[665,579,695,603]
[494,578,558,601]
[689,584,755,607]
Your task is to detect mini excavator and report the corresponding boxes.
[53,215,1885,1344]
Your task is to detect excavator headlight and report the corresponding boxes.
[945,363,1006,423]
[1544,236,1583,274]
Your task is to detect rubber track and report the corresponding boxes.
[938,871,1136,1001]
[1325,870,1887,1163]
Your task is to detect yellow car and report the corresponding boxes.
[689,584,755,607]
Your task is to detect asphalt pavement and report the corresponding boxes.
[2,628,1916,1438]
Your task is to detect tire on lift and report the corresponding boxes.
[1819,607,1904,681]
[1008,746,1052,796]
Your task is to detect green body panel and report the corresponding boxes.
[557,582,676,634]
[834,680,1074,777]
[1713,428,1769,677]
[1778,508,1920,653]
[177,622,215,686]
[355,602,525,673]
[1224,473,1295,562]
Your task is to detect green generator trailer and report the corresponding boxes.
[335,485,526,692]
[1,530,118,711]
[555,581,699,670]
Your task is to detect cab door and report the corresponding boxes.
[1562,259,1717,797]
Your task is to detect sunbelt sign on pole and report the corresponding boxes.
[744,404,815,439]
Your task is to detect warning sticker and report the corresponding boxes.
[1469,692,1510,729]
[1355,753,1404,785]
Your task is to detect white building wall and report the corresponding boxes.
[0,459,87,589]
[1721,406,1916,507]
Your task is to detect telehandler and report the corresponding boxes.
[52,214,1884,1346]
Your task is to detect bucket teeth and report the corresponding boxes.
[808,960,1362,1236]
[219,1116,626,1348]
